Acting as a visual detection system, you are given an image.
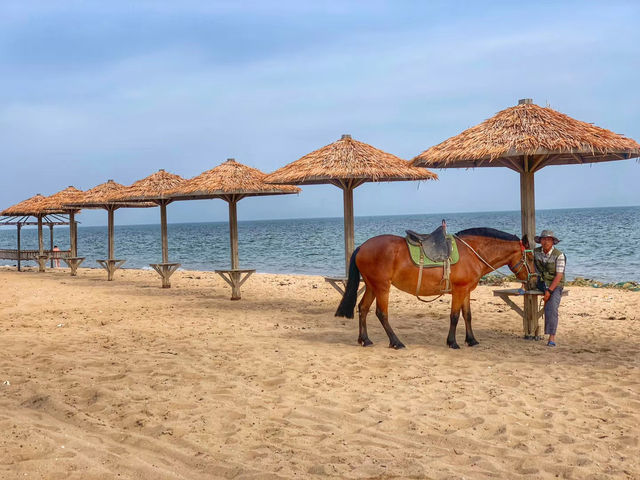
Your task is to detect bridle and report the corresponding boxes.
[511,242,537,282]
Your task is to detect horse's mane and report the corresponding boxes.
[455,227,519,242]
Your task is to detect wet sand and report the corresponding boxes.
[0,267,638,479]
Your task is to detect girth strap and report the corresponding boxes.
[415,250,451,303]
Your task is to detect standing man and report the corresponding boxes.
[534,230,565,347]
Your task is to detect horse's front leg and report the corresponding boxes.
[357,286,375,346]
[374,285,405,349]
[447,293,464,349]
[461,291,479,346]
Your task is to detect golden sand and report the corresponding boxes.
[1,267,638,479]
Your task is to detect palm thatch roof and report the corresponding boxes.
[106,169,187,203]
[2,188,83,216]
[64,179,156,209]
[1,194,49,216]
[265,134,438,186]
[39,186,84,213]
[167,159,300,200]
[412,100,640,171]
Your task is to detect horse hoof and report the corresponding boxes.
[361,340,373,347]
[466,339,479,347]
[448,343,460,349]
[390,342,405,350]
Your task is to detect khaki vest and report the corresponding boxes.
[534,246,565,287]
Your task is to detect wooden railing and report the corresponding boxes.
[0,249,71,261]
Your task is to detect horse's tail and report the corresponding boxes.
[335,247,361,319]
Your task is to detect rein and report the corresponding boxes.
[453,234,536,281]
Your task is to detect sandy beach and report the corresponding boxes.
[0,266,638,479]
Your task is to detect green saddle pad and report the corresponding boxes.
[406,235,460,267]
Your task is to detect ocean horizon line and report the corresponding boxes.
[7,203,637,230]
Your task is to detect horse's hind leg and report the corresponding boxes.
[374,286,405,350]
[357,286,375,347]
[462,292,479,346]
[447,293,464,349]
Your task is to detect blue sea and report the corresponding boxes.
[1,206,639,283]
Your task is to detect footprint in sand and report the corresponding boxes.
[575,456,592,467]
[448,416,484,430]
[515,459,539,475]
[33,422,61,433]
[262,376,286,388]
[510,427,530,437]
[21,395,51,410]
[107,445,128,456]
[446,400,466,410]
[501,377,521,388]
[558,434,576,444]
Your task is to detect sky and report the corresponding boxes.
[1,0,639,227]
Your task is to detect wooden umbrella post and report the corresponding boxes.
[49,224,54,268]
[324,178,365,296]
[16,223,21,272]
[63,210,85,276]
[108,206,115,261]
[150,199,180,288]
[229,197,239,270]
[97,206,125,280]
[37,214,46,272]
[70,211,76,257]
[520,158,539,338]
[216,195,254,300]
[342,181,355,277]
[160,200,169,264]
[96,206,125,281]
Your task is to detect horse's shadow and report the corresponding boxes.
[280,314,640,369]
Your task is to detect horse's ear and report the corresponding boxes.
[521,234,530,249]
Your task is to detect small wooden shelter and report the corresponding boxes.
[105,169,186,287]
[166,158,300,299]
[0,194,71,271]
[1,189,83,273]
[412,99,640,336]
[64,179,155,280]
[265,134,438,291]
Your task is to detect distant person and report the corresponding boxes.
[534,230,566,347]
[52,245,60,268]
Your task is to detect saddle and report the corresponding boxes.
[405,220,455,298]
[406,225,452,263]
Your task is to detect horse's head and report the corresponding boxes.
[508,234,537,286]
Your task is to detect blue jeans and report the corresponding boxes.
[544,286,563,335]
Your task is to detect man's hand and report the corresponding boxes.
[543,290,551,302]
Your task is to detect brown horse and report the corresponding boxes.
[335,228,535,349]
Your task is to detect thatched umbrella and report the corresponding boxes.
[1,194,48,216]
[412,98,640,335]
[64,179,155,280]
[39,186,85,274]
[2,189,83,272]
[265,134,438,280]
[106,169,186,287]
[1,194,71,271]
[166,158,300,299]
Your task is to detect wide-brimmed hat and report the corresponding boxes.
[534,229,560,245]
